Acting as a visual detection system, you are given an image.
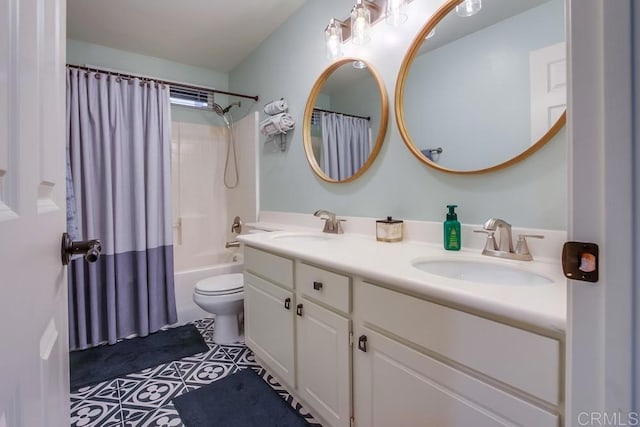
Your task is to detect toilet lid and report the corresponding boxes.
[195,273,244,296]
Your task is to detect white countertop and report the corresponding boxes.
[238,228,567,335]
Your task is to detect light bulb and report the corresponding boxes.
[385,0,407,27]
[352,60,367,69]
[324,19,344,60]
[456,0,482,17]
[351,1,371,45]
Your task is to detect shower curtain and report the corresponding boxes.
[66,68,177,350]
[321,113,371,180]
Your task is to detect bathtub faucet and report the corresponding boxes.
[225,240,240,249]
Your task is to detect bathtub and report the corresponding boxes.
[174,258,244,324]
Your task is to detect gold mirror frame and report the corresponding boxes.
[303,58,389,183]
[394,0,566,175]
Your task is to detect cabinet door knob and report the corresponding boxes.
[358,335,368,352]
[313,281,323,291]
[284,297,291,310]
[296,303,303,317]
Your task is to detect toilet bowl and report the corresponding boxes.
[193,273,244,344]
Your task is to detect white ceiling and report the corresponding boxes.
[66,0,306,73]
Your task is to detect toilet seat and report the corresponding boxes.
[194,273,244,296]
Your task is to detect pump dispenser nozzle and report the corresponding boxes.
[446,205,458,221]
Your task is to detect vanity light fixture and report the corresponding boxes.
[324,0,404,61]
[325,18,347,60]
[455,0,482,17]
[385,0,407,27]
[351,0,373,45]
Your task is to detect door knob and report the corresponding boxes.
[61,232,102,265]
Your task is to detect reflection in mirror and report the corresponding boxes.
[304,58,388,183]
[396,0,566,174]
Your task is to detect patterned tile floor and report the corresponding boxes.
[70,318,322,427]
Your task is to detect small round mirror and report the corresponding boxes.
[303,58,388,183]
[396,0,566,174]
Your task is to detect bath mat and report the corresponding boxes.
[173,368,311,427]
[69,324,208,391]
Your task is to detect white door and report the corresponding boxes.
[0,0,69,426]
[244,272,296,387]
[297,298,351,427]
[529,42,567,143]
[567,0,635,423]
[352,327,558,427]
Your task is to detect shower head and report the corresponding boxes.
[212,102,230,127]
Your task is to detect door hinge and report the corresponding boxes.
[350,416,355,427]
[349,331,354,347]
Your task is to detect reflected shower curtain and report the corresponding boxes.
[321,113,370,180]
[66,68,177,350]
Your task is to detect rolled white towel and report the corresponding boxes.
[264,99,288,115]
[260,113,295,136]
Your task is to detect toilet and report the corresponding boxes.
[193,273,244,344]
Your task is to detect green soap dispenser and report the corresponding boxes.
[444,205,461,251]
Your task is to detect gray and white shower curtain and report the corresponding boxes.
[66,68,177,350]
[321,113,371,181]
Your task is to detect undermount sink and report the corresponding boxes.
[270,232,333,242]
[412,258,553,286]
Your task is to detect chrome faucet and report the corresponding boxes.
[313,210,345,234]
[484,218,514,253]
[475,218,543,261]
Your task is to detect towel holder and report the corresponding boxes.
[266,133,288,152]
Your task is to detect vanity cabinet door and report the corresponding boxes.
[296,298,351,427]
[353,326,559,427]
[244,272,295,387]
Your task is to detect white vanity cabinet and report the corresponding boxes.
[244,247,353,427]
[353,280,561,427]
[244,247,295,386]
[243,245,563,427]
[295,263,352,427]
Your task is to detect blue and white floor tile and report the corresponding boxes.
[70,318,322,427]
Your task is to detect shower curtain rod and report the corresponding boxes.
[312,107,370,121]
[66,64,259,102]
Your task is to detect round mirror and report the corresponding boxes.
[396,0,566,174]
[303,58,388,183]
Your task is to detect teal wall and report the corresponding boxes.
[67,39,235,126]
[230,0,567,230]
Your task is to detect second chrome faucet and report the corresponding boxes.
[475,218,543,261]
[314,210,345,234]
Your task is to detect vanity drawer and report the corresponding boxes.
[245,246,294,290]
[355,280,561,405]
[296,262,351,314]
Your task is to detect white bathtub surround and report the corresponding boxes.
[256,210,567,262]
[171,113,259,272]
[239,217,567,333]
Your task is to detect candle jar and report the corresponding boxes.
[376,216,404,242]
